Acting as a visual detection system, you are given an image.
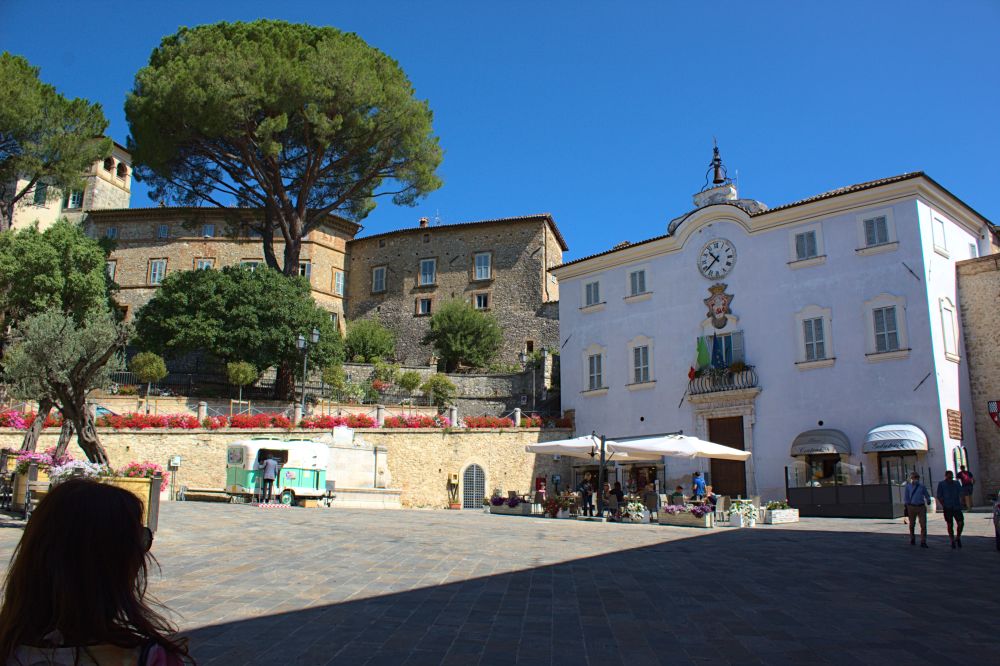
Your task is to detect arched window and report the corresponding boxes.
[103,157,114,171]
[462,464,485,509]
[116,163,128,179]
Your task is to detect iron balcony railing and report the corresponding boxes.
[688,366,759,396]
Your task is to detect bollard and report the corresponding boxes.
[376,405,386,427]
[197,401,207,421]
[513,408,522,427]
[293,404,303,425]
[448,405,458,427]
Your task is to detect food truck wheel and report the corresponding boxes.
[280,490,295,506]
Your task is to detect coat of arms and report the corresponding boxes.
[704,283,734,329]
[990,401,999,428]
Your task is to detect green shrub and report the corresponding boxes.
[422,300,502,372]
[345,319,395,362]
[420,374,457,407]
[398,370,422,393]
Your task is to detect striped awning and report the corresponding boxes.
[862,424,928,453]
[790,429,850,456]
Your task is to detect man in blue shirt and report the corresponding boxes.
[936,470,965,549]
[692,471,707,499]
[903,472,931,548]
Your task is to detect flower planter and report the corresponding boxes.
[489,503,533,516]
[12,470,50,511]
[730,513,756,528]
[659,512,715,528]
[100,476,153,526]
[557,509,571,519]
[622,512,651,524]
[763,508,799,524]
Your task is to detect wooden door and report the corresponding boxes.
[708,416,747,498]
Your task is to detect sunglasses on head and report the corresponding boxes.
[141,526,154,552]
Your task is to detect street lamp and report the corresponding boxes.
[297,328,320,413]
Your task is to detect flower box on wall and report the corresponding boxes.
[730,513,756,528]
[763,508,800,524]
[659,512,715,528]
[490,503,533,516]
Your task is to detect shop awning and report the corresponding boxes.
[790,429,851,456]
[607,435,751,461]
[862,424,928,453]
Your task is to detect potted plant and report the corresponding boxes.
[658,503,715,528]
[763,499,799,524]
[543,495,573,518]
[489,494,532,516]
[728,499,757,528]
[619,499,651,524]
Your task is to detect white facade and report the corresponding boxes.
[553,172,997,502]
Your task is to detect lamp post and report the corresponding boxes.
[296,328,320,414]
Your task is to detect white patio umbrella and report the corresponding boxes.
[607,434,751,461]
[526,435,661,460]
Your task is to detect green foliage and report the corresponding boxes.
[226,361,258,387]
[134,266,343,373]
[125,20,443,272]
[344,319,395,362]
[372,359,400,384]
[397,370,422,394]
[351,354,365,363]
[321,364,347,392]
[0,220,112,332]
[420,374,456,408]
[487,362,521,374]
[422,300,503,372]
[129,351,168,384]
[0,53,112,229]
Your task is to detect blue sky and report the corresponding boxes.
[2,1,997,260]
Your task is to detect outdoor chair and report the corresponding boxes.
[606,495,619,520]
[715,496,730,524]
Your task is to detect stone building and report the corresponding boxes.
[9,141,132,230]
[84,208,358,329]
[345,214,567,366]
[956,254,1000,499]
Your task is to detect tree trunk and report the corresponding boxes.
[62,401,109,465]
[280,211,304,277]
[261,224,281,272]
[54,419,75,458]
[274,361,296,401]
[20,399,53,451]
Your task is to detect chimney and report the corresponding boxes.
[419,217,429,228]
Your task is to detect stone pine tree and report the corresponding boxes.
[3,309,128,464]
[125,20,443,275]
[422,300,503,372]
[129,351,168,413]
[226,361,257,405]
[0,53,111,231]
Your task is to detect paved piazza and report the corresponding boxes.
[1,504,998,665]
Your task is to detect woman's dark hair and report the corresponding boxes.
[0,479,189,661]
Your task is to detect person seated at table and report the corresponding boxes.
[669,485,686,505]
[705,485,718,507]
[610,481,625,504]
[642,484,659,514]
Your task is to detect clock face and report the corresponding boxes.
[698,238,736,279]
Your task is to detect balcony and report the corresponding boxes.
[688,366,759,396]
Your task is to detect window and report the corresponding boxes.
[372,266,386,292]
[629,270,646,296]
[873,306,899,353]
[525,340,534,353]
[157,224,169,239]
[700,331,744,367]
[202,224,215,238]
[474,252,492,280]
[330,312,339,329]
[66,190,84,209]
[298,262,311,279]
[378,239,386,248]
[32,182,48,205]
[419,258,436,285]
[584,281,600,306]
[240,260,261,271]
[417,298,432,315]
[333,271,344,296]
[802,318,826,361]
[632,345,650,383]
[795,231,818,260]
[864,216,890,247]
[587,353,603,390]
[116,163,128,179]
[474,293,489,310]
[969,243,979,259]
[932,217,947,253]
[148,259,167,285]
[940,299,959,361]
[195,258,214,270]
[106,227,118,240]
[103,157,114,171]
[422,233,430,243]
[106,261,116,281]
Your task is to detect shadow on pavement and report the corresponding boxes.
[182,526,1000,665]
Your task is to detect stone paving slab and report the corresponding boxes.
[1,504,997,665]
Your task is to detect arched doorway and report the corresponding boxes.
[462,464,485,509]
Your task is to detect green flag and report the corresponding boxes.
[696,336,710,369]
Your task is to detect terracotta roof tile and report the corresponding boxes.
[349,213,569,251]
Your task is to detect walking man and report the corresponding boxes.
[578,477,594,517]
[257,454,278,503]
[904,471,931,548]
[936,470,965,549]
[692,471,707,499]
[956,465,975,510]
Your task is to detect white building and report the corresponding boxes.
[552,149,999,506]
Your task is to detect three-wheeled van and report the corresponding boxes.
[226,439,332,505]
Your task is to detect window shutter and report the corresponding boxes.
[865,219,877,246]
[638,271,645,293]
[806,232,817,257]
[795,233,807,259]
[731,330,745,363]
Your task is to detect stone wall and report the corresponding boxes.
[0,427,572,509]
[957,254,1000,497]
[84,209,356,329]
[345,215,564,366]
